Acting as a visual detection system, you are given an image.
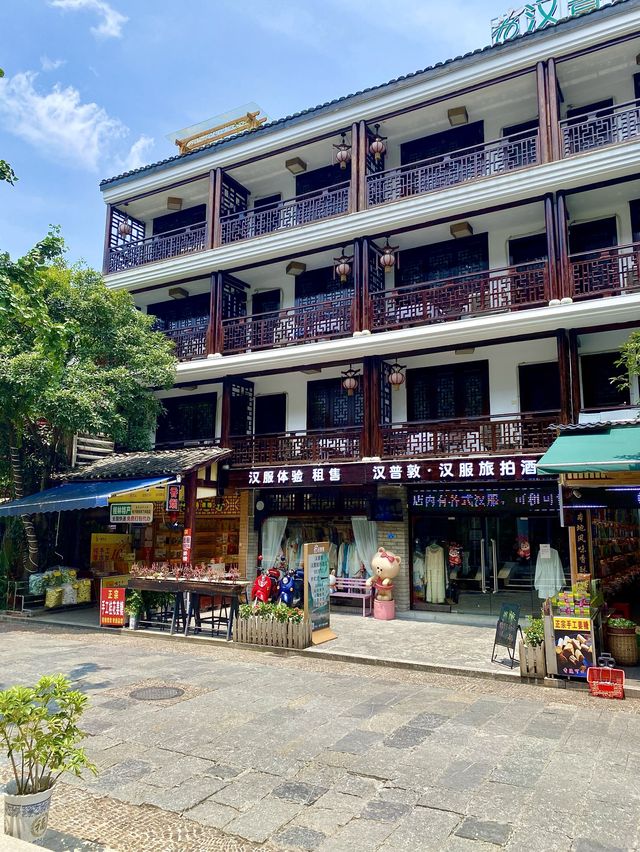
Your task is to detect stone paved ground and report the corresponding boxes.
[1,621,640,852]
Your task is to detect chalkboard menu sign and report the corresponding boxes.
[491,603,522,667]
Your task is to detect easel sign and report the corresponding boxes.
[491,602,523,668]
[303,542,336,646]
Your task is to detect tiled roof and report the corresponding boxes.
[100,0,632,190]
[553,418,640,432]
[64,446,231,480]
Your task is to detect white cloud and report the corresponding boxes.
[40,56,66,72]
[0,71,129,171]
[116,135,155,173]
[48,0,128,39]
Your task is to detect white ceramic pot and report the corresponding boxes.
[4,783,53,845]
[128,614,138,630]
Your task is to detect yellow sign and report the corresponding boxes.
[553,617,591,632]
[100,574,130,589]
[109,485,169,503]
[90,533,131,566]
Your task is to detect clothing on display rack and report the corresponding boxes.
[413,545,426,594]
[425,542,446,604]
[534,546,565,599]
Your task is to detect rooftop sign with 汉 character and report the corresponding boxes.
[491,0,614,46]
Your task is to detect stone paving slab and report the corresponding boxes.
[2,622,640,852]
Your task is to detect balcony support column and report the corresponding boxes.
[206,169,216,250]
[363,356,382,459]
[361,239,371,332]
[536,61,550,164]
[548,58,561,160]
[212,167,223,248]
[544,193,558,301]
[353,238,363,333]
[220,377,231,448]
[556,191,570,299]
[569,329,581,422]
[206,272,219,356]
[350,121,360,214]
[102,204,113,275]
[557,329,572,425]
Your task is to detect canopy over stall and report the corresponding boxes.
[0,478,171,517]
[537,423,640,475]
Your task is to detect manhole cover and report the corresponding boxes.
[129,686,185,701]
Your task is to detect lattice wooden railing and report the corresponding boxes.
[108,223,206,272]
[560,99,640,157]
[568,243,640,300]
[229,427,363,466]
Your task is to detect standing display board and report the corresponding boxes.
[552,616,594,679]
[491,602,522,668]
[303,542,336,646]
[100,584,126,627]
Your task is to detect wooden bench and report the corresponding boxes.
[330,577,373,617]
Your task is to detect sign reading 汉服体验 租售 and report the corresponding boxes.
[491,0,614,46]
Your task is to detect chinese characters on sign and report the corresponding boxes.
[109,502,154,525]
[165,483,180,512]
[574,510,591,575]
[411,486,558,513]
[303,542,331,634]
[246,458,541,487]
[491,0,614,46]
[552,618,594,679]
[99,586,126,627]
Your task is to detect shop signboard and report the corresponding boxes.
[411,486,558,513]
[90,533,131,566]
[109,502,153,525]
[553,616,594,678]
[303,542,336,645]
[492,603,522,666]
[165,483,181,512]
[99,585,126,627]
[491,0,614,46]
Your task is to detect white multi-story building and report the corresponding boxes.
[100,0,640,617]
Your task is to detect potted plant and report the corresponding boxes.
[607,617,638,666]
[519,616,546,679]
[0,674,97,844]
[125,590,144,629]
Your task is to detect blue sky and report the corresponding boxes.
[0,0,505,268]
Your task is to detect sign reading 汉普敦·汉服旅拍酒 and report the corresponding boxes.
[491,0,614,46]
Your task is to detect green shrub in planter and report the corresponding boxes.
[523,617,545,647]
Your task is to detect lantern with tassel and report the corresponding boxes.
[334,133,352,170]
[379,239,398,273]
[388,362,406,391]
[341,365,360,396]
[369,124,387,163]
[334,250,353,284]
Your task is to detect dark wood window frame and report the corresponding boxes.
[407,361,490,422]
[307,378,364,430]
[580,352,630,410]
[156,392,217,447]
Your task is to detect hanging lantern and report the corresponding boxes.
[341,365,360,396]
[369,124,387,162]
[333,133,352,170]
[379,239,398,273]
[118,217,132,237]
[388,362,406,391]
[334,249,353,283]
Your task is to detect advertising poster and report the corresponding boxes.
[303,542,336,645]
[553,617,594,679]
[100,585,126,627]
[90,534,131,566]
[109,502,154,524]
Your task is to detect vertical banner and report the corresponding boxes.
[303,542,336,645]
[100,585,126,627]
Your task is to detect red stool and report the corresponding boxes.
[611,602,631,620]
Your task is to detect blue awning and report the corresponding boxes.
[0,478,172,517]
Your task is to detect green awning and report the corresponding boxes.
[537,425,640,474]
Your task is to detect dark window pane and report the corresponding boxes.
[581,353,630,409]
[152,204,206,236]
[255,394,286,435]
[156,393,217,446]
[307,378,363,430]
[401,121,484,165]
[569,217,618,255]
[519,363,561,412]
[407,362,489,421]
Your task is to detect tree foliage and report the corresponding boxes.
[617,333,640,388]
[0,68,18,186]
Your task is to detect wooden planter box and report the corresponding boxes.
[234,616,311,650]
[519,640,546,679]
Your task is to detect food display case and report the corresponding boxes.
[544,582,603,679]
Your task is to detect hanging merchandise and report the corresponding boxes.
[534,545,565,599]
[426,542,446,604]
[448,543,463,569]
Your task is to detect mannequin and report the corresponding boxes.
[425,542,446,604]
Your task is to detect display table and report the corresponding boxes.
[128,578,248,639]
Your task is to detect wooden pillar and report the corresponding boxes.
[183,470,198,564]
[362,356,382,459]
[205,169,216,250]
[569,329,581,421]
[557,329,571,425]
[206,272,217,355]
[556,192,570,300]
[102,204,113,275]
[536,61,550,164]
[220,377,231,447]
[349,122,359,214]
[352,238,362,333]
[544,194,558,301]
[548,59,561,160]
[357,120,368,212]
[361,238,371,331]
[212,167,223,248]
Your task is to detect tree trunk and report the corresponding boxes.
[9,446,40,573]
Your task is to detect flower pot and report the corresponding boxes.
[607,627,639,666]
[4,783,53,845]
[128,614,138,630]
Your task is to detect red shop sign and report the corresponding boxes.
[100,586,126,628]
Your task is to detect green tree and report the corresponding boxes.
[618,334,640,388]
[0,69,18,186]
[0,232,176,570]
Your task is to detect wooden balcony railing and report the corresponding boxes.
[219,182,350,244]
[560,99,640,158]
[163,322,208,361]
[366,130,538,207]
[222,298,355,354]
[568,243,640,300]
[229,427,363,467]
[107,223,207,273]
[381,412,558,460]
[370,261,548,332]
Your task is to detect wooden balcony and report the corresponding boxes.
[381,412,558,460]
[229,427,363,467]
[108,223,207,273]
[219,182,351,245]
[366,130,539,207]
[221,298,355,354]
[560,100,640,158]
[568,243,640,300]
[163,323,208,361]
[369,261,548,332]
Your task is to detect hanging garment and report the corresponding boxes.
[348,542,363,578]
[425,544,446,604]
[413,551,426,592]
[328,542,338,575]
[534,547,565,599]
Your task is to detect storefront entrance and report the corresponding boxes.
[411,509,568,617]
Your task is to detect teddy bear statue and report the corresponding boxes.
[367,548,401,619]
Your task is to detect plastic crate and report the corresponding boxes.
[587,666,625,700]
